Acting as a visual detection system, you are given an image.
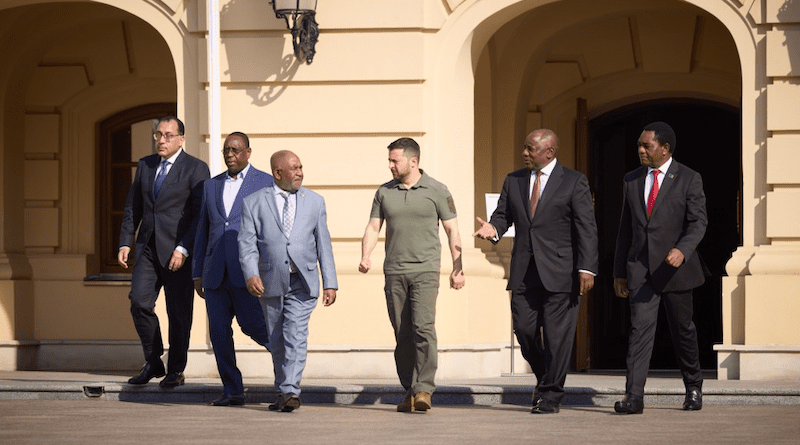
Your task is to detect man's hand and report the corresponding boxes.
[614,278,629,298]
[247,275,264,297]
[194,279,204,299]
[450,269,465,290]
[322,288,337,306]
[117,247,131,268]
[168,250,186,272]
[578,272,594,296]
[472,217,497,240]
[665,248,685,268]
[358,258,371,274]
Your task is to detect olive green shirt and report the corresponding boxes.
[370,170,457,274]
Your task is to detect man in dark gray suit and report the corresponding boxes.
[119,116,210,388]
[193,132,272,406]
[613,121,707,414]
[474,128,598,414]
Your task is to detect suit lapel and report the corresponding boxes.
[520,172,532,221]
[635,167,647,218]
[291,188,308,239]
[229,168,257,221]
[214,175,226,218]
[651,161,679,218]
[155,150,185,201]
[145,156,159,201]
[537,162,564,218]
[265,185,284,233]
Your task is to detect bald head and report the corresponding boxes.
[525,129,559,153]
[271,150,304,192]
[522,129,559,171]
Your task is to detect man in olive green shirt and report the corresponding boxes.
[359,137,465,413]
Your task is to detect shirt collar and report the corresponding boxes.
[533,159,557,177]
[161,147,183,164]
[227,162,250,180]
[274,184,296,196]
[649,157,673,175]
[392,170,430,190]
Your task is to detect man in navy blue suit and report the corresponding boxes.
[193,132,273,406]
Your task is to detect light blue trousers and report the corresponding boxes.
[259,273,317,396]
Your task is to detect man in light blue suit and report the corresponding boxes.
[192,132,272,406]
[238,149,338,412]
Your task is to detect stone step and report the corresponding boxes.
[3,379,799,406]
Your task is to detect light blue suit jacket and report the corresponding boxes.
[192,166,274,289]
[238,185,337,297]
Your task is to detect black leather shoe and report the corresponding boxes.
[531,398,560,414]
[210,394,245,406]
[127,363,166,385]
[683,389,702,411]
[531,387,542,407]
[159,372,185,388]
[614,394,644,414]
[269,393,301,412]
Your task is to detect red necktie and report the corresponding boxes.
[530,170,541,217]
[647,169,660,218]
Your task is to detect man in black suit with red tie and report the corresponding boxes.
[118,116,210,388]
[613,121,707,414]
[474,128,598,414]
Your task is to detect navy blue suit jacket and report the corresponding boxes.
[193,166,274,289]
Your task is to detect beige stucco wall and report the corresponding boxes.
[1,0,799,380]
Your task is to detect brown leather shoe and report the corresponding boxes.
[413,391,432,412]
[397,394,413,412]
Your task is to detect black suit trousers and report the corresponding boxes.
[625,281,703,397]
[129,236,195,373]
[510,260,580,404]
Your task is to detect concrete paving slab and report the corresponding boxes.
[1,399,799,445]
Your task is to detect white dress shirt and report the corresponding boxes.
[644,157,673,205]
[223,163,251,217]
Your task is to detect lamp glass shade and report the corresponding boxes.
[273,0,317,13]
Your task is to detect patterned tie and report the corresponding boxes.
[281,191,295,237]
[647,169,660,218]
[530,170,541,217]
[153,160,170,198]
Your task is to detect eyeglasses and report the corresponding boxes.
[153,132,182,141]
[222,147,247,155]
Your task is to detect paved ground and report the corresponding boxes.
[2,399,799,445]
[2,371,800,443]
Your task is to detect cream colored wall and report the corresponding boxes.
[716,0,800,379]
[191,0,509,359]
[2,0,800,380]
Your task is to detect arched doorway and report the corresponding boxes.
[589,100,740,369]
[469,0,744,372]
[0,1,180,369]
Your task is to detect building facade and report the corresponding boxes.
[0,0,798,380]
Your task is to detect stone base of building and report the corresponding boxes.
[715,344,800,380]
[0,341,38,370]
[0,341,528,379]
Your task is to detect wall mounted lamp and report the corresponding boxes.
[270,0,319,64]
